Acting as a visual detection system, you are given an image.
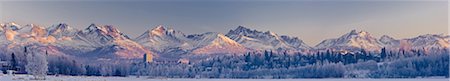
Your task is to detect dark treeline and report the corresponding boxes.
[0,47,448,78]
[132,48,449,78]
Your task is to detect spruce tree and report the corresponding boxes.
[10,53,17,71]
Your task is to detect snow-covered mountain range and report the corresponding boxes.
[316,30,449,52]
[0,22,151,61]
[134,26,247,56]
[0,22,448,61]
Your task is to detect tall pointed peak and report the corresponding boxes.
[83,23,108,34]
[23,24,40,30]
[56,22,69,28]
[148,25,167,36]
[358,30,370,36]
[380,35,394,39]
[153,25,166,31]
[317,29,382,51]
[30,24,45,29]
[24,24,34,27]
[49,23,70,29]
[88,23,102,29]
[86,23,99,30]
[104,25,121,33]
[235,26,251,31]
[237,25,248,29]
[380,35,396,42]
[217,33,227,37]
[89,23,98,27]
[47,23,77,35]
[345,29,371,37]
[4,22,22,31]
[6,22,19,26]
[264,31,277,36]
[349,29,357,34]
[85,23,112,32]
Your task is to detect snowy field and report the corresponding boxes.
[0,75,448,81]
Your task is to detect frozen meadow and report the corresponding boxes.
[0,75,448,81]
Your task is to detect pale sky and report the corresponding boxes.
[0,0,448,46]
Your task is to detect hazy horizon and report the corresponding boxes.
[1,0,448,45]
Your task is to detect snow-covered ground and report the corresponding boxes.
[0,75,448,81]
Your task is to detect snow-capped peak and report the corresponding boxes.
[234,26,252,32]
[154,25,165,31]
[150,25,167,36]
[188,32,241,46]
[226,26,311,51]
[316,30,382,51]
[80,24,129,39]
[265,31,278,36]
[378,35,400,48]
[84,23,115,34]
[30,25,47,37]
[75,24,133,47]
[379,35,396,43]
[47,23,78,38]
[104,25,126,38]
[84,24,105,33]
[48,23,71,31]
[405,34,450,49]
[3,22,22,31]
[380,35,394,40]
[189,32,247,55]
[140,25,185,37]
[16,24,46,36]
[134,25,191,53]
[342,30,371,39]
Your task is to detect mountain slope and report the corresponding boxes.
[315,30,383,51]
[226,26,311,51]
[135,26,247,55]
[134,25,193,53]
[73,24,151,59]
[47,23,78,39]
[379,35,401,49]
[0,23,153,60]
[1,22,448,61]
[188,32,247,55]
[404,34,449,50]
